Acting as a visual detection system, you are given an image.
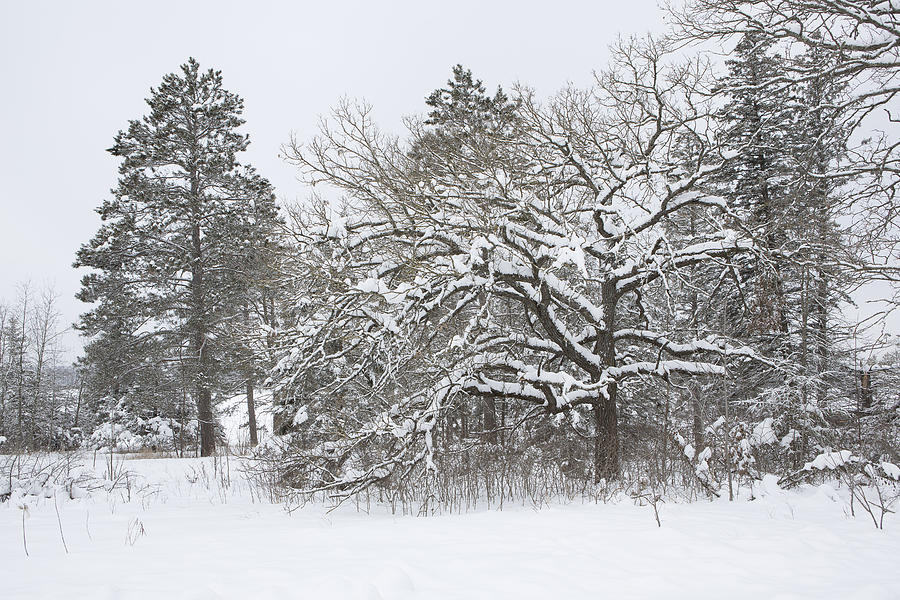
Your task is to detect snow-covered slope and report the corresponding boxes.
[1,456,898,599]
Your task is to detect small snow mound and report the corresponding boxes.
[881,461,900,480]
[372,565,415,598]
[750,418,777,446]
[803,450,855,471]
[757,474,782,497]
[816,483,841,503]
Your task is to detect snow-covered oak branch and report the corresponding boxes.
[270,40,769,492]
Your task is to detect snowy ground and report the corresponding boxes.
[2,456,898,600]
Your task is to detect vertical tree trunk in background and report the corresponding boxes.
[190,173,215,458]
[243,303,259,448]
[798,267,811,468]
[246,375,258,447]
[499,398,507,447]
[688,208,704,451]
[482,396,497,444]
[478,284,498,444]
[0,311,4,436]
[31,298,50,450]
[690,392,704,451]
[73,376,84,430]
[16,297,26,449]
[0,368,7,438]
[814,261,829,408]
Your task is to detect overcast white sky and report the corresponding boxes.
[0,0,668,359]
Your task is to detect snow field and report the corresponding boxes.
[1,456,898,600]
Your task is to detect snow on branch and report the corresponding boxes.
[269,39,770,492]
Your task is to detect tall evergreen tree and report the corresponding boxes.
[790,43,852,423]
[717,32,797,341]
[75,58,279,456]
[712,31,854,470]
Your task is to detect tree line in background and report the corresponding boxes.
[2,0,898,506]
[0,285,77,450]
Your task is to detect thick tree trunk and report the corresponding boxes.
[192,350,215,457]
[196,356,215,456]
[593,279,619,482]
[190,177,215,457]
[593,389,619,482]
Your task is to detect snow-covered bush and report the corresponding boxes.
[0,453,97,504]
[89,397,195,454]
[774,449,900,528]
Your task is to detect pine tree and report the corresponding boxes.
[410,65,520,178]
[75,59,279,456]
[411,65,521,444]
[423,65,518,137]
[790,43,852,436]
[717,32,797,341]
[0,311,27,447]
[710,32,855,471]
[216,175,283,448]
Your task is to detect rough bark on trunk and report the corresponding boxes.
[190,175,215,457]
[593,278,619,482]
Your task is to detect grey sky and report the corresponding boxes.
[1,0,664,360]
